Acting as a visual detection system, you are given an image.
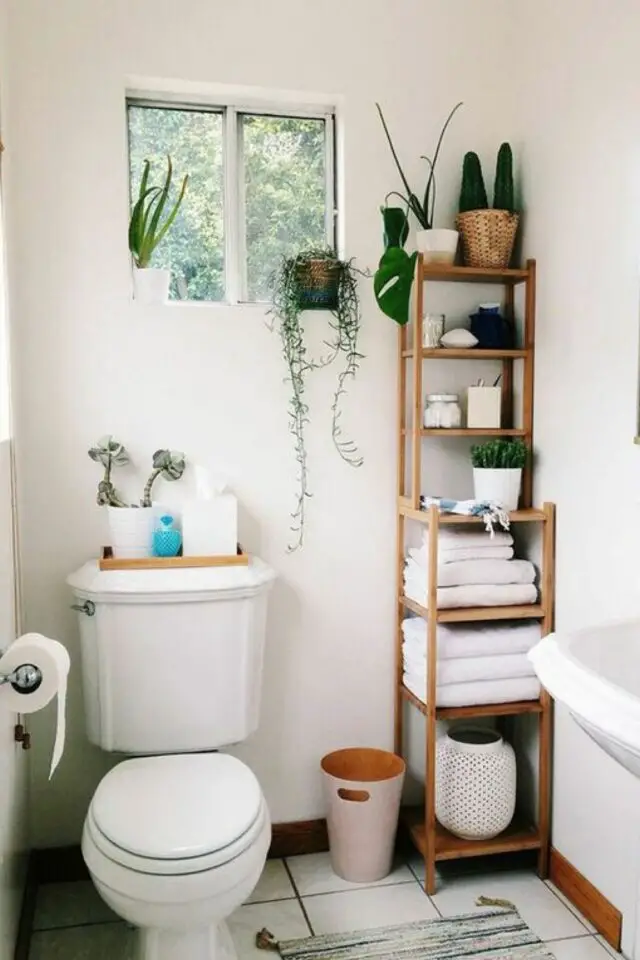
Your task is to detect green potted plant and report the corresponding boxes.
[376,101,463,263]
[269,249,363,551]
[470,438,528,511]
[373,204,417,326]
[129,155,188,305]
[456,143,520,268]
[89,436,186,557]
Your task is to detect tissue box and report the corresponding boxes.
[182,494,238,557]
[467,386,502,429]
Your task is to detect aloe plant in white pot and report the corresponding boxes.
[470,439,528,511]
[89,436,186,558]
[129,156,188,304]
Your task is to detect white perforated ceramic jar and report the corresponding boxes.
[435,727,516,840]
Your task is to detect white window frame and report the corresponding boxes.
[126,93,337,305]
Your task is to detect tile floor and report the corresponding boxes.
[28,852,621,958]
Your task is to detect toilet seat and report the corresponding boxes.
[87,753,266,876]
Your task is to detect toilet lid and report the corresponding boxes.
[91,754,263,861]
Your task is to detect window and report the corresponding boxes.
[127,99,336,303]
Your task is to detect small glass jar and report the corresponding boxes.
[424,393,462,429]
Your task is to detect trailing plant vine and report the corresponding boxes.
[269,249,364,551]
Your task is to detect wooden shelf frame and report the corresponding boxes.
[394,255,555,896]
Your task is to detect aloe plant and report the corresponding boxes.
[129,156,188,269]
[142,449,186,507]
[471,439,528,470]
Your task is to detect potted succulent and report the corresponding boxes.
[376,101,463,263]
[470,439,528,511]
[89,436,186,558]
[457,143,519,268]
[129,155,188,305]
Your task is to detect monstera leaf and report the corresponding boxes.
[374,247,418,327]
[382,206,409,249]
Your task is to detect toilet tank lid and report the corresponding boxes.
[66,556,275,599]
[91,754,263,860]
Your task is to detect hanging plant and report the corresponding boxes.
[269,248,364,552]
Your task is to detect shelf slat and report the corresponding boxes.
[399,595,545,623]
[399,684,543,719]
[398,499,547,525]
[403,807,541,861]
[419,264,530,285]
[402,348,528,360]
[418,428,527,438]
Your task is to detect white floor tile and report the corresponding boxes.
[431,869,590,942]
[545,881,597,933]
[228,898,310,959]
[303,882,439,935]
[545,935,613,958]
[245,859,296,904]
[29,922,135,960]
[596,935,623,957]
[286,852,414,896]
[33,881,119,931]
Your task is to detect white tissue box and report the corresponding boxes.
[182,494,238,556]
[467,386,502,429]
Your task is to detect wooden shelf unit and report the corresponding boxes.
[395,256,555,895]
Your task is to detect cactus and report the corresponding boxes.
[459,152,488,213]
[493,142,515,213]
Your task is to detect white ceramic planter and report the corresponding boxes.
[416,228,459,265]
[133,267,171,305]
[436,727,516,840]
[473,467,522,511]
[107,506,154,559]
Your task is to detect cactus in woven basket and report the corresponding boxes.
[471,439,528,470]
[459,152,489,213]
[493,142,515,213]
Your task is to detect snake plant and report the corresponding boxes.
[129,156,188,269]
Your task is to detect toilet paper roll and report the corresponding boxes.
[0,633,71,778]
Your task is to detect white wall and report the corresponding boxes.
[0,0,29,951]
[515,2,640,953]
[2,0,515,847]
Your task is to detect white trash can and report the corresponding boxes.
[321,748,406,883]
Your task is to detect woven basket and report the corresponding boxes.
[456,210,520,269]
[295,259,340,309]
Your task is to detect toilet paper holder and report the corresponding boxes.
[0,661,43,694]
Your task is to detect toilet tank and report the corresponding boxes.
[66,558,276,754]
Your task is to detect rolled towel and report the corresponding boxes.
[402,618,541,660]
[403,671,541,707]
[422,528,513,550]
[404,581,538,609]
[405,554,536,587]
[402,648,536,686]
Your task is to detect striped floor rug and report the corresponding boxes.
[277,909,556,959]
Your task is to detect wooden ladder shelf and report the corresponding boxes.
[395,256,555,895]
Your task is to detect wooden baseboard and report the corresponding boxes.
[269,818,328,858]
[550,847,622,951]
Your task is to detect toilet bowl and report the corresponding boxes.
[81,753,271,960]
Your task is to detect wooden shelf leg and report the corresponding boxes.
[538,501,555,878]
[410,257,424,510]
[394,513,405,756]
[424,504,439,894]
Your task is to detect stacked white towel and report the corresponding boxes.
[403,528,537,608]
[402,617,541,706]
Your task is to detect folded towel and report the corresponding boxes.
[406,554,535,587]
[421,545,514,563]
[403,671,541,707]
[402,618,541,660]
[421,528,514,549]
[420,497,511,534]
[404,581,538,609]
[402,647,536,686]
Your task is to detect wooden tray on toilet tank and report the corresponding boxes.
[99,546,250,571]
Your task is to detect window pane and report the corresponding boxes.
[127,105,224,301]
[242,115,330,302]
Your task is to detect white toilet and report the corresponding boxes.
[67,557,276,960]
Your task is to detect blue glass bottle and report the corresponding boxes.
[152,515,182,558]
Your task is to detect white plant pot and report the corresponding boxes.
[133,267,171,305]
[416,228,459,265]
[436,727,516,840]
[107,506,154,559]
[473,467,522,511]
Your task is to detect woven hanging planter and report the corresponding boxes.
[456,209,520,269]
[295,259,340,309]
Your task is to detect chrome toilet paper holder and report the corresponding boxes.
[0,660,43,694]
